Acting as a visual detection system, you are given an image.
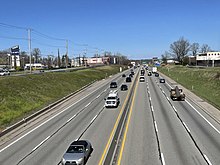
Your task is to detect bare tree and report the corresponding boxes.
[32,48,41,63]
[170,37,190,64]
[57,49,61,68]
[161,51,170,64]
[201,44,211,53]
[190,43,199,56]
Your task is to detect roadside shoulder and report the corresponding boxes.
[159,71,220,124]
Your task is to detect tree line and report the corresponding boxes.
[0,48,130,70]
[161,37,213,65]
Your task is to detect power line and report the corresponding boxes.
[0,22,28,30]
[0,35,28,40]
[32,30,66,41]
[0,22,104,54]
[32,38,66,48]
[68,40,88,46]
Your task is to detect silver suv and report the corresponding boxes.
[61,140,93,165]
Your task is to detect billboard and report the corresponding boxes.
[11,45,20,55]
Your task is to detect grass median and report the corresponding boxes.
[158,65,220,110]
[0,65,125,131]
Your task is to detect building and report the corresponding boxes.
[87,57,103,65]
[25,63,44,70]
[196,52,220,67]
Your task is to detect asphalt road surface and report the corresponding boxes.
[0,67,219,165]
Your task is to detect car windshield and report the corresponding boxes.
[107,97,116,99]
[67,145,84,153]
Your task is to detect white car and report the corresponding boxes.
[105,90,120,108]
[0,69,10,76]
[139,76,145,82]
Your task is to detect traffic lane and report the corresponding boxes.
[148,77,206,165]
[159,78,220,133]
[78,80,131,165]
[0,70,129,164]
[119,80,160,165]
[18,88,111,165]
[158,78,220,164]
[1,70,125,155]
[171,100,220,164]
[0,76,117,165]
[18,76,131,165]
[0,91,106,165]
[0,74,109,147]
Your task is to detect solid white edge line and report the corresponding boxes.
[90,115,98,124]
[154,121,158,132]
[166,82,172,88]
[151,106,154,112]
[161,153,166,165]
[183,122,190,133]
[203,154,212,165]
[96,94,101,98]
[172,106,177,112]
[0,106,69,153]
[167,81,220,134]
[185,100,220,134]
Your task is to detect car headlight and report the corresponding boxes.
[62,158,66,163]
[77,157,84,163]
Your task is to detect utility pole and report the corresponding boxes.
[28,29,32,73]
[66,40,68,68]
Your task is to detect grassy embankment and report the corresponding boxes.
[0,65,123,131]
[158,65,220,109]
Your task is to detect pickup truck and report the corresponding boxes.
[170,86,185,101]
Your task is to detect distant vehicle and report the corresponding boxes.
[148,72,152,76]
[139,76,145,82]
[61,140,93,165]
[105,90,120,108]
[0,69,10,76]
[126,77,132,82]
[155,72,159,77]
[152,67,157,73]
[159,78,165,83]
[110,81,117,88]
[170,86,185,101]
[141,69,145,75]
[122,74,126,77]
[129,73,133,78]
[121,84,128,91]
[131,71,135,75]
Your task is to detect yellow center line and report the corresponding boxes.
[98,76,137,165]
[117,76,139,165]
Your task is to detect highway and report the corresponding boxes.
[0,67,220,165]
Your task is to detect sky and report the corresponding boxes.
[0,0,220,59]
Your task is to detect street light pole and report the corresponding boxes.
[28,29,32,73]
[66,40,68,68]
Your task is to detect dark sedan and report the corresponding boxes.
[121,84,128,91]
